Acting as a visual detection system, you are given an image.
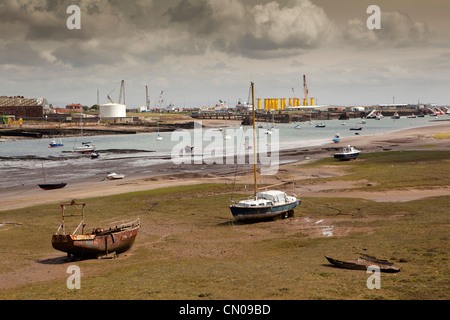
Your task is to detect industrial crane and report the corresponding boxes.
[146,85,150,110]
[303,75,309,106]
[107,80,125,104]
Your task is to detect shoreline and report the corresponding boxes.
[1,122,449,212]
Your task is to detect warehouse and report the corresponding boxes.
[0,96,51,118]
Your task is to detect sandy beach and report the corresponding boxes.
[2,121,449,211]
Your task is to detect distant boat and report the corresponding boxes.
[38,163,66,190]
[73,113,95,153]
[315,123,326,128]
[407,114,417,118]
[73,142,96,154]
[391,113,400,119]
[156,120,163,140]
[90,152,100,159]
[48,139,64,148]
[294,124,301,129]
[350,126,362,131]
[332,134,340,143]
[229,82,301,223]
[334,145,361,161]
[52,201,141,261]
[367,109,384,120]
[107,172,125,180]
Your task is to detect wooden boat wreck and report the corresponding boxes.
[325,255,401,273]
[52,201,140,261]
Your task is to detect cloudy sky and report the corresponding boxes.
[1,0,450,108]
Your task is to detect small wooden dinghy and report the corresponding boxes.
[325,255,401,273]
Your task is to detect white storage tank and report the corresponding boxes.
[99,103,126,118]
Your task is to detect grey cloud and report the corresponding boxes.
[0,40,47,66]
[51,43,124,68]
[0,0,437,71]
[342,11,433,48]
[166,0,213,24]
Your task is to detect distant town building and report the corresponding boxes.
[53,103,83,114]
[0,96,51,118]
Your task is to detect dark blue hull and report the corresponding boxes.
[230,200,301,222]
[334,153,359,161]
[38,183,67,190]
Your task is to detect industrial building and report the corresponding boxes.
[0,96,51,118]
[99,103,127,118]
[99,80,129,120]
[256,75,317,111]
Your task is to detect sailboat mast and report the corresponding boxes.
[251,82,257,197]
[41,163,46,184]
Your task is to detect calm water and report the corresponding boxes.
[0,116,443,190]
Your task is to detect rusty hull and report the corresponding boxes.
[52,222,140,259]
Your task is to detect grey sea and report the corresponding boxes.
[0,116,443,191]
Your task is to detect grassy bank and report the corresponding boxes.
[0,152,449,300]
[301,150,450,191]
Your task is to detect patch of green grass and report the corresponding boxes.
[418,145,438,148]
[432,133,450,139]
[302,151,450,190]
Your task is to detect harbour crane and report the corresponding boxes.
[146,85,150,110]
[107,88,115,103]
[156,90,164,109]
[118,80,125,105]
[303,75,309,106]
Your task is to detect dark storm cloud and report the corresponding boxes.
[166,0,213,24]
[0,0,437,69]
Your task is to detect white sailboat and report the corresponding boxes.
[73,112,95,154]
[229,82,301,222]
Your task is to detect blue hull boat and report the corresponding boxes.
[334,145,361,161]
[230,198,301,222]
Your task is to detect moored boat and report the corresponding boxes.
[73,142,96,154]
[107,172,125,180]
[48,139,64,148]
[332,134,340,143]
[334,145,361,161]
[39,183,67,190]
[391,113,400,119]
[229,82,301,223]
[52,201,141,260]
[230,190,301,222]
